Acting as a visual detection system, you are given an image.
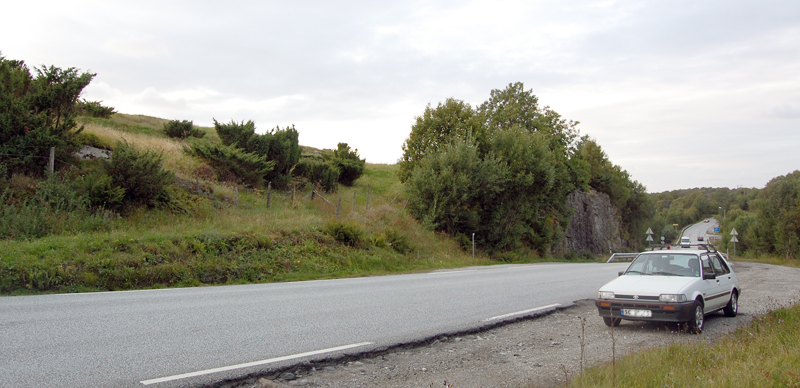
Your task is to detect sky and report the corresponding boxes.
[2,0,799,193]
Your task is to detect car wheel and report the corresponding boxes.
[723,291,738,317]
[687,300,704,334]
[603,316,620,327]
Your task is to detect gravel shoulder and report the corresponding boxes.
[224,261,800,388]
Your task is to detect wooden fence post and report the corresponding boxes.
[336,197,342,218]
[352,191,356,213]
[48,147,54,174]
[366,185,371,211]
[267,181,272,209]
[234,186,239,207]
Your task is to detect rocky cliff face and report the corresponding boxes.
[556,189,627,255]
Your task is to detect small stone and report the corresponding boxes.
[280,372,296,381]
[257,378,279,388]
[324,366,336,371]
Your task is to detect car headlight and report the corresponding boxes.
[598,291,615,299]
[659,294,687,303]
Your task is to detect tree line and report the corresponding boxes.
[650,172,800,259]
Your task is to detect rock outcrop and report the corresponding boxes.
[556,189,627,255]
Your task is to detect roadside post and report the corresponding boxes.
[730,228,739,259]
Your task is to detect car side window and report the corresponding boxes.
[701,255,715,277]
[710,255,729,276]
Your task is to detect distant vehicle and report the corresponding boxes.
[697,236,704,242]
[704,219,710,223]
[595,246,741,333]
[681,237,691,248]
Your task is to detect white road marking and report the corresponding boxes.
[483,304,561,322]
[140,342,373,385]
[427,269,478,275]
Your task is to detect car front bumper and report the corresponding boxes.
[595,299,695,323]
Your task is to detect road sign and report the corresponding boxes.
[714,226,720,233]
[646,235,654,242]
[731,228,739,236]
[731,236,739,243]
[646,227,653,235]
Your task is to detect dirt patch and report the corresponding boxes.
[223,261,800,388]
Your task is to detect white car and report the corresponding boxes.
[595,248,741,333]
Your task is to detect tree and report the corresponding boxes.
[405,137,506,238]
[399,98,483,182]
[1,53,94,177]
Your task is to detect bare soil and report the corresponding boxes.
[225,261,800,388]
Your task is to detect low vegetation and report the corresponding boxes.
[567,299,800,388]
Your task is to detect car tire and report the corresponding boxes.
[687,300,704,334]
[603,316,620,327]
[723,291,738,317]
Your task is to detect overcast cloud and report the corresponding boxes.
[2,0,798,192]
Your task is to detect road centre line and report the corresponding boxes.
[140,342,373,385]
[483,304,561,322]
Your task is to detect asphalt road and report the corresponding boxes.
[682,217,719,243]
[0,262,626,388]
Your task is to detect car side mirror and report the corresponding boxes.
[703,273,717,280]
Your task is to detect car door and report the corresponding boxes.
[699,253,727,311]
[709,253,735,307]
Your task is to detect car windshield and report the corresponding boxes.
[624,253,700,277]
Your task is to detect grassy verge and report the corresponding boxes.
[567,300,800,387]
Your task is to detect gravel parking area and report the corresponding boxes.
[225,261,800,388]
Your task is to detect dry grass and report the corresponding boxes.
[81,121,202,179]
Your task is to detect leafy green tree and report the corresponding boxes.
[405,137,506,237]
[399,98,483,182]
[478,82,579,151]
[1,53,94,177]
[484,127,560,250]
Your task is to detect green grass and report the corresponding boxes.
[567,301,800,388]
[0,115,505,294]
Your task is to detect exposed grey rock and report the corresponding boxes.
[557,189,627,255]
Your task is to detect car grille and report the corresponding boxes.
[614,295,660,301]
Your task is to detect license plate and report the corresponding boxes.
[621,309,652,318]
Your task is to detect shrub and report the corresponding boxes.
[293,158,339,192]
[324,220,363,247]
[104,140,174,206]
[77,99,116,118]
[163,119,204,139]
[329,143,365,186]
[81,172,125,210]
[187,142,274,188]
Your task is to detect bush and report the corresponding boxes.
[104,141,173,206]
[163,119,204,139]
[329,143,365,186]
[77,99,116,118]
[293,158,339,192]
[187,142,274,188]
[81,172,125,210]
[324,221,363,247]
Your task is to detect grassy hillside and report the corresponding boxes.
[1,113,533,295]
